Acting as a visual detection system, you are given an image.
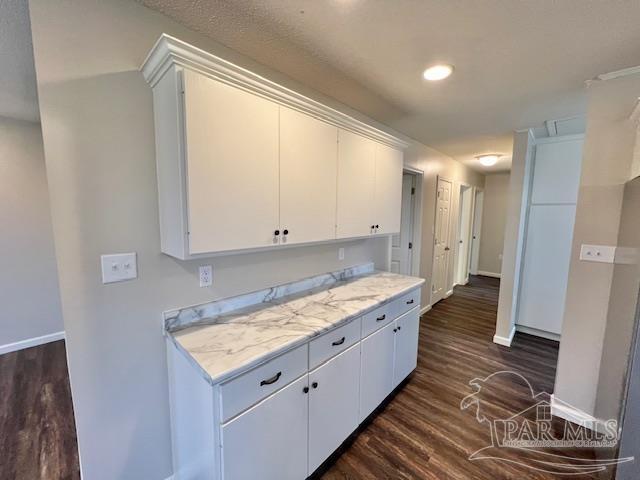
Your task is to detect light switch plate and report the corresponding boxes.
[580,244,616,264]
[101,253,137,284]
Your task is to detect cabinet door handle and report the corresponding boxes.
[393,328,398,333]
[332,336,346,346]
[406,299,414,305]
[397,326,402,331]
[274,230,280,236]
[375,224,379,229]
[303,386,309,394]
[283,229,289,235]
[312,382,318,389]
[376,314,386,321]
[260,371,282,386]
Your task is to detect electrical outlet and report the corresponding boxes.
[580,244,616,264]
[338,247,345,261]
[101,253,137,284]
[199,265,213,287]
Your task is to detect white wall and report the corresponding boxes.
[554,74,640,418]
[27,1,483,478]
[478,173,510,276]
[0,116,63,352]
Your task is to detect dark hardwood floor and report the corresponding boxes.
[0,340,80,480]
[1,277,614,479]
[321,275,614,480]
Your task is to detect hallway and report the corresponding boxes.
[321,275,612,479]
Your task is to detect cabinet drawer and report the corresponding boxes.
[309,318,361,369]
[361,302,394,338]
[220,344,308,422]
[394,288,420,318]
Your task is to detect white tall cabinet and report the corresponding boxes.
[142,34,408,259]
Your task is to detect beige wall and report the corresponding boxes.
[28,0,482,478]
[554,74,640,417]
[0,116,63,349]
[403,143,485,308]
[478,173,510,275]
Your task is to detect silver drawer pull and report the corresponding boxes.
[332,337,346,346]
[260,371,282,386]
[406,299,414,305]
[376,314,386,321]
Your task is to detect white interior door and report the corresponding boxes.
[516,137,583,336]
[469,190,484,275]
[374,144,403,235]
[336,129,376,238]
[183,70,280,254]
[280,107,338,245]
[432,178,452,304]
[391,173,415,274]
[455,185,473,285]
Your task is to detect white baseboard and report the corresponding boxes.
[516,324,561,342]
[551,394,610,434]
[420,304,432,316]
[0,331,65,355]
[493,325,516,347]
[445,289,454,298]
[477,270,501,279]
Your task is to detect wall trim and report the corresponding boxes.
[420,304,432,316]
[516,324,561,342]
[0,331,65,355]
[140,34,409,150]
[493,326,516,347]
[550,394,611,434]
[445,289,454,298]
[477,270,502,279]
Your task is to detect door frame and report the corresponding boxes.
[454,182,475,287]
[469,188,484,275]
[430,175,454,306]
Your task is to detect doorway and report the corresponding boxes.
[469,189,484,275]
[454,184,474,286]
[391,170,420,275]
[431,177,452,304]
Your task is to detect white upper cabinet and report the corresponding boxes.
[336,129,377,239]
[183,70,280,254]
[142,35,407,259]
[374,143,403,235]
[280,107,338,245]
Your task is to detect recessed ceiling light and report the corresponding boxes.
[423,64,454,81]
[477,155,500,167]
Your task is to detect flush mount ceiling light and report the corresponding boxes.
[477,154,500,167]
[423,64,454,81]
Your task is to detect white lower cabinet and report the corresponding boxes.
[393,307,420,388]
[221,375,309,480]
[359,321,396,422]
[308,343,361,474]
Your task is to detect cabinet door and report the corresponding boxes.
[221,375,308,480]
[393,307,420,388]
[359,321,395,422]
[336,129,376,238]
[308,344,360,475]
[183,69,280,254]
[374,144,403,235]
[280,107,338,245]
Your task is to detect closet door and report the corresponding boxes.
[517,138,583,335]
[183,69,280,254]
[374,144,403,235]
[336,129,376,238]
[280,107,338,245]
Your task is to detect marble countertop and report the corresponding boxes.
[168,268,425,385]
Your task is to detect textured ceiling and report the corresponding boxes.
[139,0,640,172]
[0,0,39,122]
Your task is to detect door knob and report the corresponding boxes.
[445,246,450,251]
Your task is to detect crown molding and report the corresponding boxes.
[140,34,409,149]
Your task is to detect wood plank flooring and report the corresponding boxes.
[0,340,80,480]
[321,275,615,480]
